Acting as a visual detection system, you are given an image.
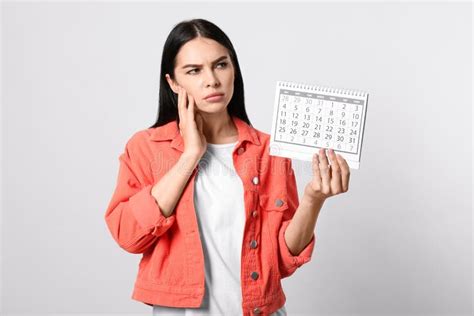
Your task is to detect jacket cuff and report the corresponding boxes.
[278,220,316,274]
[128,184,176,237]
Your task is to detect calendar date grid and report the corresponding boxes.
[273,89,365,155]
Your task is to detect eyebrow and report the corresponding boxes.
[181,56,229,69]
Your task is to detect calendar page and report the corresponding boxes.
[269,81,369,169]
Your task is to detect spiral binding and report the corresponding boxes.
[277,80,367,98]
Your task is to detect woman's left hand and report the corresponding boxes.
[304,148,351,202]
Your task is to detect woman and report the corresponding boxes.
[104,19,350,316]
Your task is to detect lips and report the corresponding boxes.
[204,93,224,100]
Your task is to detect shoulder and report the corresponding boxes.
[250,126,294,174]
[116,128,161,184]
[119,128,158,167]
[123,128,154,152]
[253,127,271,145]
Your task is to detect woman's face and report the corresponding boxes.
[166,37,235,114]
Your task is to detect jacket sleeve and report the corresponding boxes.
[277,158,316,279]
[104,139,176,254]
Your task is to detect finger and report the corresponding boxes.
[336,154,351,192]
[312,152,321,179]
[177,87,186,126]
[187,93,196,122]
[328,149,343,194]
[312,152,322,191]
[318,148,331,195]
[183,88,191,126]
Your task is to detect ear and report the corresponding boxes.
[165,74,180,94]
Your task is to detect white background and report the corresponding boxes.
[1,1,472,315]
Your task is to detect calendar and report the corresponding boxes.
[269,81,369,169]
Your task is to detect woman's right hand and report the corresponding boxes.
[177,86,207,159]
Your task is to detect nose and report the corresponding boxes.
[204,68,220,88]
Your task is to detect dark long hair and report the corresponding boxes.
[149,19,252,128]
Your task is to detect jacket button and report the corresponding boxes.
[250,271,259,280]
[253,307,262,314]
[275,199,284,207]
[237,147,245,155]
[251,210,258,218]
[252,176,259,185]
[250,240,258,249]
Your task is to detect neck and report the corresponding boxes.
[199,111,238,144]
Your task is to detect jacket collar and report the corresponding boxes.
[149,115,261,152]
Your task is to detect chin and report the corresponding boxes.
[196,102,228,114]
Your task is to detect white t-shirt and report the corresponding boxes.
[153,141,287,316]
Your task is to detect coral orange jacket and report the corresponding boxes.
[104,115,316,315]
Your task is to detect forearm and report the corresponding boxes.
[151,152,201,218]
[284,186,325,256]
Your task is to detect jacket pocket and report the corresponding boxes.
[259,190,289,283]
[258,190,289,212]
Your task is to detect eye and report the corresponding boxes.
[187,68,199,75]
[186,62,228,75]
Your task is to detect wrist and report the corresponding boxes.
[180,151,203,172]
[182,150,202,162]
[304,183,327,204]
